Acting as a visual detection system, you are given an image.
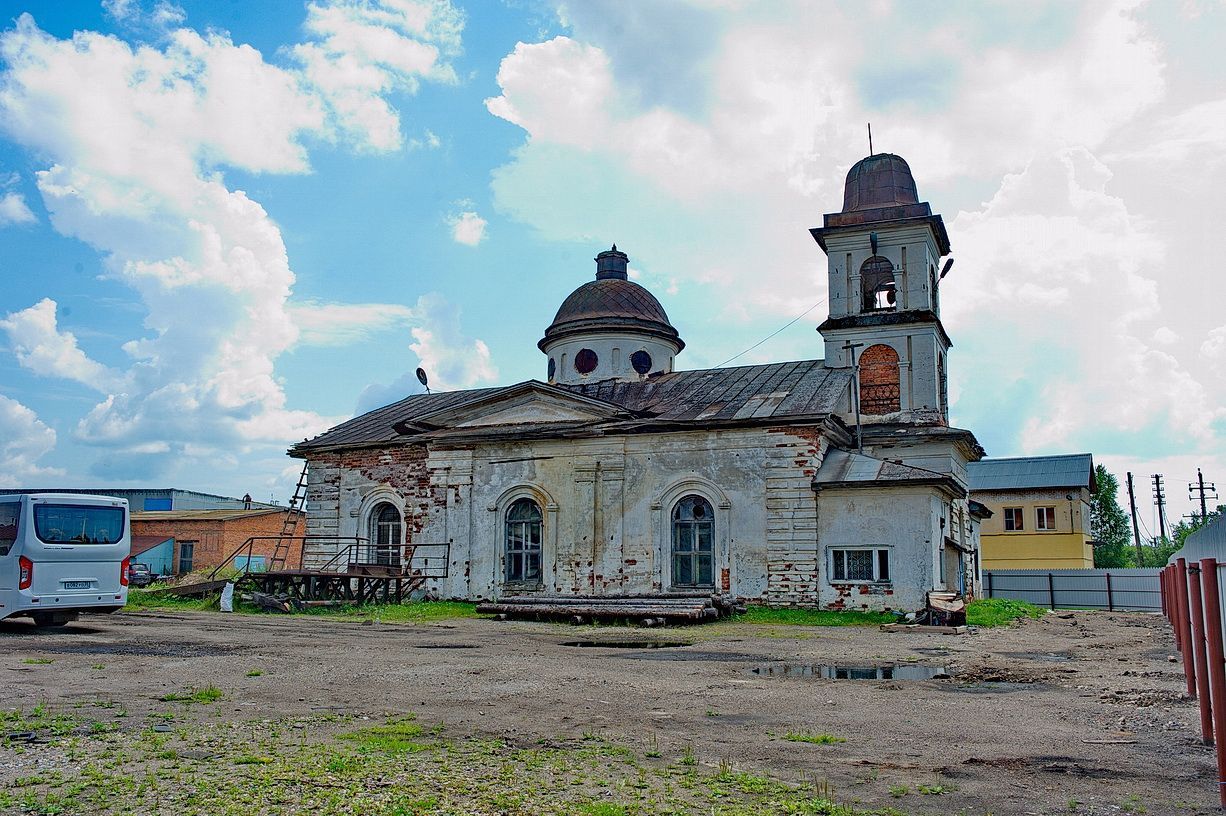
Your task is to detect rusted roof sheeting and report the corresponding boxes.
[569,360,847,422]
[295,387,504,451]
[293,361,849,453]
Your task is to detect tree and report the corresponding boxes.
[1171,504,1226,550]
[1091,465,1134,568]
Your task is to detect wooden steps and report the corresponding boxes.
[476,593,745,625]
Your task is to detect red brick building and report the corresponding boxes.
[130,508,303,575]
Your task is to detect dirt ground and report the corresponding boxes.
[0,607,1215,815]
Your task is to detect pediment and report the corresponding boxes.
[397,381,629,432]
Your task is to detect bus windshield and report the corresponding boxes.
[33,504,125,545]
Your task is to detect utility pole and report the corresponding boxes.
[1189,468,1218,522]
[842,341,864,453]
[1126,472,1144,566]
[1152,473,1168,545]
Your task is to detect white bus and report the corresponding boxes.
[0,493,130,627]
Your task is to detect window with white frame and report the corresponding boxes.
[1035,506,1057,531]
[1003,507,1024,531]
[830,548,890,583]
[504,498,543,584]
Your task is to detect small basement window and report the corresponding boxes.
[830,548,890,583]
[1035,506,1056,531]
[1003,507,1024,531]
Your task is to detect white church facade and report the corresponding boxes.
[291,153,987,611]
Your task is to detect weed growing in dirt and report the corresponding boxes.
[965,598,1044,627]
[158,686,222,704]
[245,670,263,677]
[784,732,846,744]
[734,606,896,627]
[1120,794,1147,813]
[21,658,54,665]
[917,782,957,795]
[889,785,908,798]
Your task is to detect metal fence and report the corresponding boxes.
[984,568,1162,612]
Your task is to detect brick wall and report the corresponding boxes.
[131,511,302,574]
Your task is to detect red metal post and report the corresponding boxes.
[1177,559,1197,697]
[1160,565,1168,620]
[1199,559,1226,807]
[1188,562,1215,743]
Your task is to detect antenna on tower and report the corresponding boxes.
[867,123,873,155]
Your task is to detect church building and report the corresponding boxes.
[290,154,987,611]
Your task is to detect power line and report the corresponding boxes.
[712,297,827,369]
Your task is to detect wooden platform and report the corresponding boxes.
[477,593,745,625]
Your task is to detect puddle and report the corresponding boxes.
[561,640,692,649]
[749,664,949,680]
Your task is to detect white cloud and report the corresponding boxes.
[0,7,468,477]
[293,0,464,151]
[0,298,121,391]
[288,300,416,346]
[449,209,487,246]
[356,292,499,412]
[0,395,63,486]
[0,191,34,225]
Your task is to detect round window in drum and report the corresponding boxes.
[630,350,653,374]
[574,348,598,374]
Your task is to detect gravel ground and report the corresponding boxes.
[0,608,1215,815]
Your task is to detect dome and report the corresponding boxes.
[842,153,919,212]
[539,247,684,352]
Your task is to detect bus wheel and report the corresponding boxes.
[32,612,74,628]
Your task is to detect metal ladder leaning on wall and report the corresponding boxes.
[269,461,308,570]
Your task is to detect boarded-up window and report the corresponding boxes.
[859,344,900,415]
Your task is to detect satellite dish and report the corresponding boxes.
[416,367,431,394]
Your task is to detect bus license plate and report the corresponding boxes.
[63,581,92,590]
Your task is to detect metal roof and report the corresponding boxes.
[130,508,291,521]
[967,454,1095,492]
[814,449,955,489]
[293,360,851,453]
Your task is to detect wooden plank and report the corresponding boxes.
[879,623,968,635]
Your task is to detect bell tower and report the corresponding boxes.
[812,153,952,424]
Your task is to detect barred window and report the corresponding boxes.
[830,548,890,583]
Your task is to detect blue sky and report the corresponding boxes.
[0,0,1222,533]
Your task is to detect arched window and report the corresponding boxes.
[368,502,402,567]
[860,256,896,312]
[504,498,542,584]
[859,344,901,415]
[671,495,714,588]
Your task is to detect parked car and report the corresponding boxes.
[127,562,153,588]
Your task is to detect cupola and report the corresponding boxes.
[540,246,684,385]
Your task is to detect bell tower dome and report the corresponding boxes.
[811,154,952,424]
[540,246,684,385]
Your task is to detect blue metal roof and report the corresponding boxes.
[967,454,1096,492]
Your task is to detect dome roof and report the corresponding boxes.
[842,153,919,212]
[539,248,684,351]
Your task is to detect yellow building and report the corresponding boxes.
[968,454,1097,570]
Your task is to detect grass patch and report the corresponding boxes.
[125,588,479,624]
[0,709,913,816]
[734,605,896,627]
[784,732,846,745]
[966,598,1045,627]
[245,669,263,677]
[124,588,219,612]
[21,658,54,665]
[337,717,428,754]
[917,783,956,795]
[159,686,223,704]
